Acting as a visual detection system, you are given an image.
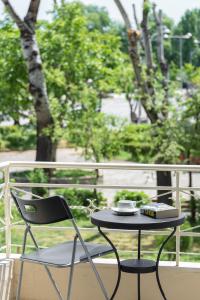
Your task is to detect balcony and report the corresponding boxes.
[1,161,200,300]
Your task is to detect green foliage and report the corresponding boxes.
[39,1,123,99]
[56,188,105,207]
[37,1,125,153]
[0,20,29,123]
[0,2,125,159]
[55,188,106,219]
[143,0,152,15]
[67,106,123,162]
[84,4,113,32]
[151,118,184,164]
[0,125,36,151]
[114,190,149,207]
[172,9,200,66]
[155,220,193,260]
[121,124,153,162]
[183,64,200,86]
[179,88,200,162]
[113,56,136,97]
[27,169,48,197]
[53,169,95,178]
[84,4,128,52]
[11,169,95,180]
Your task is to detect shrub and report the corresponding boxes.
[121,124,153,162]
[114,190,149,207]
[0,125,36,151]
[55,188,106,220]
[27,169,48,197]
[56,188,106,207]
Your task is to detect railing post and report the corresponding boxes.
[4,165,11,258]
[175,171,181,266]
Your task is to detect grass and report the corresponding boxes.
[113,150,132,161]
[1,213,197,262]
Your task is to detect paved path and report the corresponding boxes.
[0,148,84,163]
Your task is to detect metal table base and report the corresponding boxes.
[98,226,177,300]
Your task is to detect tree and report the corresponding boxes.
[1,0,56,162]
[84,4,113,32]
[114,0,175,204]
[179,88,200,223]
[173,9,200,67]
[84,4,128,52]
[38,1,124,130]
[1,1,123,162]
[0,20,30,124]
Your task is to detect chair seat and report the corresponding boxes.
[21,241,113,267]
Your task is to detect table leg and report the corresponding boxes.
[137,230,141,300]
[137,274,141,300]
[156,227,177,300]
[98,226,121,300]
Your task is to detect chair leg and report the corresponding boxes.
[67,236,78,300]
[16,260,24,300]
[44,265,64,300]
[72,220,109,300]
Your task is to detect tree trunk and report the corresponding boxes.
[1,0,56,163]
[20,30,56,162]
[114,0,173,205]
[156,171,172,205]
[127,95,138,123]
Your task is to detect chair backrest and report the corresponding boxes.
[11,192,73,225]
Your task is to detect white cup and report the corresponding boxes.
[118,200,136,210]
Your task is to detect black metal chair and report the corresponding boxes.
[11,192,113,300]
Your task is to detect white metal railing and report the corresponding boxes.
[1,161,200,266]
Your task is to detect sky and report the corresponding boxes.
[0,0,199,24]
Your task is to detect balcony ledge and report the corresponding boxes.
[1,255,200,300]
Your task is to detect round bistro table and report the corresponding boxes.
[91,210,185,300]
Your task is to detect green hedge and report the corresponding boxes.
[55,188,106,219]
[0,125,36,151]
[114,190,149,207]
[56,188,106,207]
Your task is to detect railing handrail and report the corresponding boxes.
[2,161,200,172]
[0,162,9,170]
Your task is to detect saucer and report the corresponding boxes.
[111,207,139,216]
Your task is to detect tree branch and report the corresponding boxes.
[132,3,139,30]
[153,4,169,117]
[1,0,22,26]
[132,2,145,51]
[152,3,159,24]
[25,0,41,27]
[1,0,33,33]
[113,0,132,29]
[141,0,153,69]
[153,4,167,73]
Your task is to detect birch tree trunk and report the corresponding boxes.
[2,0,56,162]
[21,30,55,161]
